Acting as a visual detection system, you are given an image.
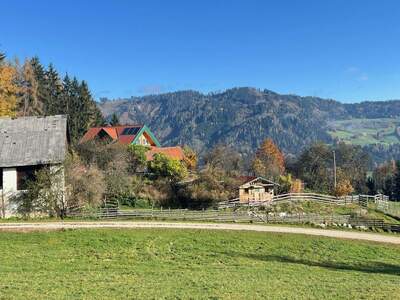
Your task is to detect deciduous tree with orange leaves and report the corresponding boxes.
[252,138,285,181]
[0,62,19,116]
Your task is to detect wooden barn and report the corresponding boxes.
[0,115,68,217]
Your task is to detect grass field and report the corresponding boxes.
[387,201,400,218]
[0,229,399,299]
[327,118,400,145]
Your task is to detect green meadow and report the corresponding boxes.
[0,228,399,299]
[328,118,400,145]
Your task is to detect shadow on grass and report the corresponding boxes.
[223,252,400,276]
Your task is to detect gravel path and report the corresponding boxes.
[0,221,399,244]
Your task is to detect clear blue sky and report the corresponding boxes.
[2,0,400,102]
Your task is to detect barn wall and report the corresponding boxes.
[3,168,17,193]
[0,164,65,217]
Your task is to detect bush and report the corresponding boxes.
[177,167,240,209]
[127,144,149,174]
[148,153,188,182]
[64,154,105,211]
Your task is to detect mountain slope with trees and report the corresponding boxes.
[99,87,400,163]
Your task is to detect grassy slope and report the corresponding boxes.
[328,118,400,145]
[387,202,400,218]
[0,229,399,299]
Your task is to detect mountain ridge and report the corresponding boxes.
[98,87,400,162]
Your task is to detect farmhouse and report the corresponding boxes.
[80,124,184,160]
[0,115,68,217]
[238,176,279,203]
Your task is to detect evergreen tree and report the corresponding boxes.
[79,80,105,129]
[60,75,104,144]
[44,64,63,115]
[29,56,47,114]
[366,177,376,195]
[110,113,120,126]
[392,161,400,200]
[92,108,105,127]
[67,77,82,144]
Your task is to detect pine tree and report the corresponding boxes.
[67,77,82,144]
[392,161,400,200]
[29,57,47,114]
[44,64,63,115]
[80,80,105,127]
[92,108,105,127]
[110,113,119,126]
[60,76,104,145]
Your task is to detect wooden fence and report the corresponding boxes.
[218,193,388,209]
[72,207,400,232]
[77,208,352,225]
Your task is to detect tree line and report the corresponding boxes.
[0,52,104,144]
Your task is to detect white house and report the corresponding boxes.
[0,115,68,217]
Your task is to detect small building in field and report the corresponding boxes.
[238,176,279,203]
[80,124,184,161]
[0,115,68,217]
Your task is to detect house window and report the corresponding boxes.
[244,188,249,194]
[138,134,149,145]
[0,168,3,190]
[17,165,43,191]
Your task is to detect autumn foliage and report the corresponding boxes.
[183,146,198,170]
[334,179,354,197]
[0,63,19,116]
[252,138,285,180]
[291,179,304,193]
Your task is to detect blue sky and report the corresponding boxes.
[1,0,400,102]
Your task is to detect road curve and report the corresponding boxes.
[0,221,399,245]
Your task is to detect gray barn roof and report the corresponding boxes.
[0,115,68,168]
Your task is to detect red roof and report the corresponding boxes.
[145,146,185,161]
[102,127,118,140]
[79,125,143,144]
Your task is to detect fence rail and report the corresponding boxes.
[80,208,352,224]
[72,207,400,232]
[218,193,389,209]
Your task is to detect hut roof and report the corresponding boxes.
[0,115,68,167]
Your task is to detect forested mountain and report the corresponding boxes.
[99,87,400,163]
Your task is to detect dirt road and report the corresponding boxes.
[0,221,399,244]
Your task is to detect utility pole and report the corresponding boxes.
[333,150,337,189]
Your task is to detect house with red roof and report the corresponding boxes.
[79,124,185,161]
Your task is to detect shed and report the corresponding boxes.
[0,115,68,216]
[238,176,279,203]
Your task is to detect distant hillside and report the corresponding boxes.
[98,87,400,163]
